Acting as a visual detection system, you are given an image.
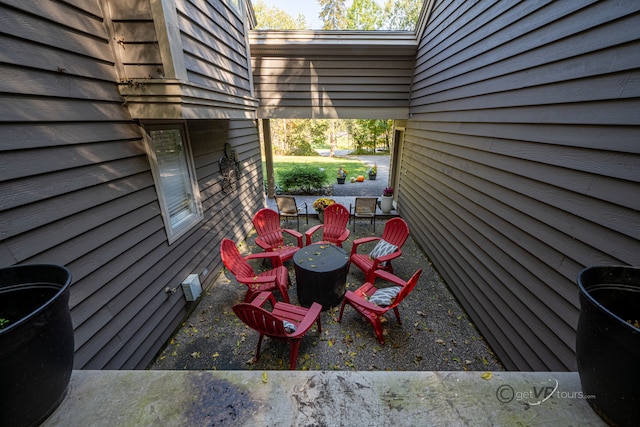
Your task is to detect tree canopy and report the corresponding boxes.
[347,0,384,31]
[318,0,348,30]
[265,119,392,156]
[253,0,422,31]
[253,0,308,30]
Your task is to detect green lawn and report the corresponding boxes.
[273,155,374,180]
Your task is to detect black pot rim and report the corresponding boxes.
[0,263,72,335]
[578,265,640,334]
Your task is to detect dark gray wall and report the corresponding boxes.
[250,32,416,119]
[0,0,264,369]
[402,0,640,370]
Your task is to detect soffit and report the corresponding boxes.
[249,30,418,58]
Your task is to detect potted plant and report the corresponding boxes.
[368,163,377,180]
[381,186,394,213]
[337,167,347,184]
[312,197,335,222]
[1,264,74,427]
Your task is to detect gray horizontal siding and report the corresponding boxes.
[109,0,256,118]
[132,119,265,369]
[1,1,264,370]
[107,0,165,79]
[402,0,640,370]
[252,56,414,118]
[177,0,253,96]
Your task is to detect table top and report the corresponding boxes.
[293,243,348,274]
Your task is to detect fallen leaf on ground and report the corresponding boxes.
[481,372,493,380]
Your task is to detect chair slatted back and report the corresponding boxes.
[220,238,255,279]
[381,217,410,248]
[323,203,350,242]
[252,208,285,248]
[233,303,287,337]
[389,269,422,309]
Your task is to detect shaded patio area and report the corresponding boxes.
[149,216,504,372]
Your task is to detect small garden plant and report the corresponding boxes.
[313,198,335,212]
[277,166,328,193]
[0,317,9,329]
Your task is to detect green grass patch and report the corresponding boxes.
[274,156,372,179]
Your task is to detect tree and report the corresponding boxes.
[383,0,423,30]
[347,0,384,31]
[309,120,329,147]
[318,0,348,30]
[253,0,308,30]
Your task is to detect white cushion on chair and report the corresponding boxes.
[283,320,297,333]
[368,286,402,306]
[369,239,398,259]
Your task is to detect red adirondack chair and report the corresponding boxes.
[305,203,350,247]
[252,208,303,265]
[233,291,322,370]
[348,217,410,282]
[219,238,290,303]
[338,269,422,344]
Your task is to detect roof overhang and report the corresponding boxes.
[249,30,418,58]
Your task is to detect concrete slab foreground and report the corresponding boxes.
[43,370,606,426]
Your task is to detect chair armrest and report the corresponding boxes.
[246,251,282,265]
[288,302,322,337]
[282,228,304,247]
[250,291,276,307]
[236,275,277,285]
[376,248,402,263]
[344,290,386,313]
[304,224,324,245]
[254,236,272,251]
[372,269,407,287]
[368,249,402,272]
[350,236,380,256]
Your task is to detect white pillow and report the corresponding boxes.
[368,286,402,307]
[369,239,398,260]
[283,320,297,333]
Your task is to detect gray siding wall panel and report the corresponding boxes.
[404,0,640,370]
[1,1,264,370]
[177,0,252,95]
[252,55,414,118]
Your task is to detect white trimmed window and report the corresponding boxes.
[144,124,203,244]
[227,0,240,12]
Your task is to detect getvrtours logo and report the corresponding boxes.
[495,378,595,406]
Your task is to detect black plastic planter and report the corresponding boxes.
[0,264,74,427]
[576,265,640,427]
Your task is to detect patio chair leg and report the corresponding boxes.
[254,333,264,362]
[337,299,348,322]
[393,307,402,324]
[289,339,302,370]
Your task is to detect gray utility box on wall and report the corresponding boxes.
[181,274,202,301]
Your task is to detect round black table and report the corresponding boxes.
[293,243,349,310]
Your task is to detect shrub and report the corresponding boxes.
[289,141,316,156]
[278,166,328,193]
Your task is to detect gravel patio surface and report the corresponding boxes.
[149,217,504,373]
